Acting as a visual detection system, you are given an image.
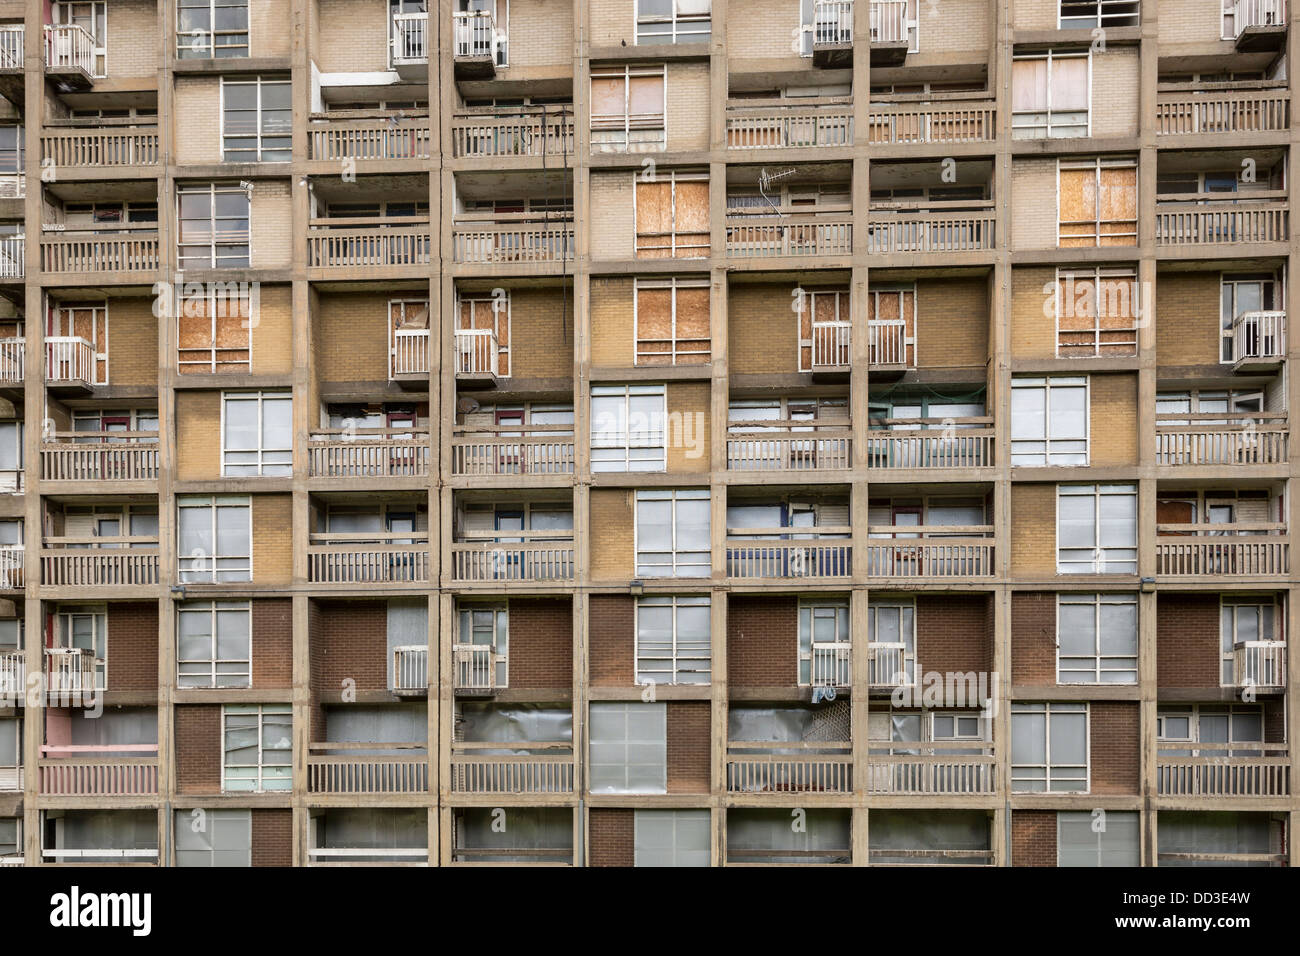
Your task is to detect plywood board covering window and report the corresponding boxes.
[1056,268,1139,357]
[797,288,852,371]
[178,291,252,373]
[1059,158,1137,247]
[635,172,709,259]
[457,294,510,377]
[866,286,916,367]
[49,303,108,384]
[635,278,710,365]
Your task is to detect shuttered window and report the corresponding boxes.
[1012,52,1089,138]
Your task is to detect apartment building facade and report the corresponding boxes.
[0,0,1295,867]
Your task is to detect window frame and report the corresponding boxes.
[1056,483,1138,574]
[1058,0,1139,30]
[633,169,710,259]
[1056,810,1140,867]
[1055,267,1141,358]
[1011,50,1091,139]
[176,0,250,59]
[177,495,253,583]
[590,384,668,473]
[220,75,291,162]
[588,701,668,794]
[177,183,252,269]
[173,808,253,867]
[590,64,668,153]
[1220,594,1281,688]
[635,594,711,686]
[635,0,712,45]
[1056,592,1138,685]
[1010,376,1090,467]
[1011,701,1090,793]
[176,600,252,689]
[634,276,711,366]
[1057,156,1139,248]
[220,390,292,477]
[176,285,253,373]
[798,597,852,687]
[222,703,292,793]
[634,488,711,578]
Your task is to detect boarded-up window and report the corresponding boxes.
[592,66,667,153]
[389,298,430,378]
[635,171,709,258]
[1059,157,1137,247]
[457,294,511,377]
[866,286,915,367]
[635,277,710,365]
[1012,52,1089,139]
[48,302,108,384]
[178,291,252,373]
[797,288,852,371]
[1057,268,1139,357]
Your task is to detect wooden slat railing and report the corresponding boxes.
[726,742,853,794]
[41,233,160,273]
[725,105,854,149]
[726,428,852,471]
[451,427,576,476]
[452,220,574,263]
[864,525,995,577]
[307,429,430,478]
[726,528,852,578]
[867,204,996,253]
[309,117,432,161]
[1155,198,1288,245]
[866,418,995,469]
[307,743,428,794]
[1155,413,1288,466]
[868,102,996,143]
[1156,744,1289,797]
[42,128,160,167]
[725,215,852,257]
[39,755,159,796]
[1155,523,1289,575]
[451,109,574,157]
[451,536,575,582]
[307,532,431,584]
[1155,88,1289,135]
[451,743,574,794]
[41,536,160,586]
[307,225,431,267]
[41,433,160,481]
[866,741,996,795]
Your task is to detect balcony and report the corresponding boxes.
[868,99,996,145]
[863,526,995,578]
[43,24,95,88]
[450,531,575,583]
[867,642,913,689]
[452,642,506,692]
[306,743,428,794]
[391,12,429,75]
[392,645,428,695]
[725,104,854,150]
[868,0,911,64]
[867,318,914,369]
[41,127,160,169]
[1155,195,1288,247]
[43,648,96,694]
[727,743,853,794]
[726,424,852,472]
[41,432,160,482]
[307,429,430,479]
[0,237,23,281]
[455,328,500,385]
[0,649,23,697]
[453,10,499,79]
[44,336,96,393]
[1231,310,1286,372]
[866,741,997,795]
[41,229,161,276]
[726,532,852,580]
[0,337,22,385]
[451,108,574,159]
[811,321,852,375]
[389,328,429,384]
[866,201,996,254]
[451,427,576,477]
[1155,87,1289,137]
[450,743,574,794]
[39,747,159,796]
[0,762,18,791]
[308,116,432,162]
[1231,641,1287,692]
[1155,412,1288,467]
[307,532,431,584]
[0,545,20,589]
[307,220,432,270]
[452,216,574,264]
[1155,524,1289,577]
[725,213,852,258]
[811,0,854,67]
[41,536,161,587]
[1156,743,1289,797]
[866,418,995,470]
[0,25,22,72]
[1233,0,1287,51]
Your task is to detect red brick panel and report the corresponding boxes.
[1011,810,1057,866]
[106,602,159,693]
[251,809,293,867]
[508,598,573,690]
[588,808,634,867]
[667,700,711,793]
[175,704,222,794]
[1011,592,1056,685]
[727,596,797,687]
[590,595,635,686]
[251,598,292,688]
[1156,593,1219,688]
[916,594,992,675]
[312,600,387,692]
[1090,701,1139,795]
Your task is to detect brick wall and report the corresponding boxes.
[176,705,222,794]
[667,700,710,793]
[1010,266,1057,359]
[1011,592,1058,685]
[314,0,389,72]
[727,595,797,687]
[916,594,993,675]
[1010,159,1058,252]
[511,289,576,379]
[590,489,634,581]
[251,182,292,270]
[174,77,221,165]
[925,0,990,52]
[727,0,804,60]
[1090,374,1138,466]
[507,598,572,690]
[1156,271,1222,366]
[588,807,634,866]
[251,808,293,866]
[250,285,294,375]
[666,382,711,473]
[590,594,635,685]
[1156,593,1220,687]
[590,173,635,262]
[1091,701,1139,795]
[1092,48,1140,138]
[916,277,989,369]
[1010,484,1057,577]
[1157,0,1227,45]
[175,391,221,480]
[312,599,387,693]
[108,298,159,387]
[506,0,573,69]
[666,62,710,153]
[315,292,393,384]
[1011,810,1057,866]
[107,602,158,693]
[591,277,635,367]
[728,282,800,375]
[252,495,293,586]
[252,598,293,689]
[111,0,162,78]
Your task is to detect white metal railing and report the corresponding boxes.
[391,328,429,378]
[812,321,852,369]
[0,25,22,70]
[0,650,23,696]
[1155,89,1289,135]
[1232,641,1287,690]
[725,217,852,257]
[1155,523,1289,575]
[0,337,21,382]
[455,328,499,377]
[867,318,911,365]
[0,236,23,278]
[309,117,432,161]
[43,24,95,75]
[43,647,97,693]
[454,10,497,59]
[809,642,850,687]
[867,642,912,688]
[867,420,996,469]
[813,0,854,44]
[392,12,429,63]
[44,336,95,386]
[1234,0,1287,35]
[42,128,159,167]
[307,429,429,478]
[726,106,853,149]
[1155,414,1288,466]
[453,643,503,691]
[869,0,909,42]
[451,743,574,794]
[0,545,21,588]
[1157,743,1289,797]
[726,742,853,794]
[392,645,428,693]
[452,109,574,158]
[1232,310,1286,367]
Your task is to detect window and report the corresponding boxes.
[591,384,666,472]
[0,718,18,786]
[1157,704,1264,756]
[53,605,106,690]
[589,702,667,794]
[1011,377,1088,466]
[799,599,850,687]
[177,286,253,373]
[865,285,916,367]
[222,391,292,477]
[177,0,249,58]
[1221,274,1279,364]
[1056,268,1140,357]
[1057,811,1139,866]
[0,818,17,860]
[1059,157,1138,247]
[636,489,710,577]
[634,809,710,866]
[636,595,710,685]
[1059,0,1138,28]
[456,293,510,378]
[797,287,854,371]
[1011,702,1089,792]
[177,601,251,689]
[591,66,666,153]
[636,0,711,44]
[635,171,709,258]
[1057,484,1137,574]
[1221,595,1281,687]
[222,77,291,162]
[1057,593,1138,684]
[635,277,710,365]
[174,809,252,867]
[0,420,20,490]
[865,598,916,687]
[178,496,252,583]
[178,184,250,268]
[0,125,22,195]
[223,704,292,792]
[457,603,509,688]
[51,2,106,77]
[49,302,109,386]
[1156,388,1262,424]
[1012,51,1089,138]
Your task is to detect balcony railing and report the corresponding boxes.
[1234,0,1287,36]
[451,532,575,582]
[1155,524,1289,576]
[307,222,431,268]
[306,743,428,794]
[451,426,576,476]
[864,526,995,577]
[309,117,432,161]
[45,336,95,387]
[809,642,851,687]
[307,532,430,584]
[452,217,574,263]
[1232,641,1287,690]
[392,645,428,694]
[39,746,159,796]
[390,328,429,378]
[43,648,96,693]
[726,423,852,471]
[0,545,22,588]
[0,649,23,696]
[1155,196,1288,246]
[41,231,160,274]
[455,328,499,378]
[43,24,95,76]
[451,108,574,158]
[451,742,574,793]
[866,741,997,795]
[1232,310,1286,369]
[1156,743,1289,797]
[867,318,913,366]
[867,418,995,469]
[309,846,428,865]
[867,642,914,689]
[725,105,854,150]
[41,432,160,481]
[726,529,852,579]
[453,642,505,691]
[725,213,852,257]
[814,0,854,44]
[41,536,161,586]
[0,237,23,279]
[0,764,18,791]
[868,101,997,144]
[867,202,996,253]
[391,11,429,63]
[307,429,429,479]
[1155,413,1288,466]
[0,25,22,70]
[453,10,497,59]
[1155,88,1289,135]
[869,0,909,42]
[727,742,853,794]
[0,338,22,384]
[42,128,159,167]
